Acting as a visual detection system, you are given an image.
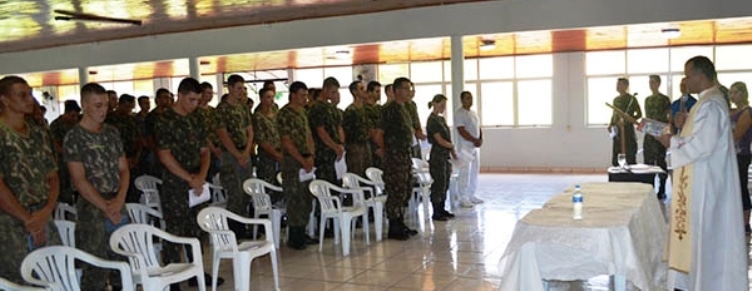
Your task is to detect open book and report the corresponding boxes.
[637,118,669,137]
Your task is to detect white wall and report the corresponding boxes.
[2,0,750,170]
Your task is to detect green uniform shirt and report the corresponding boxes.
[405,100,421,130]
[365,103,383,130]
[426,113,451,153]
[253,111,281,153]
[308,101,342,151]
[277,104,311,155]
[343,103,371,144]
[216,101,253,151]
[644,93,671,123]
[381,101,413,151]
[105,112,141,158]
[155,108,207,172]
[197,106,220,148]
[609,94,642,126]
[0,122,57,206]
[49,117,77,152]
[63,124,123,194]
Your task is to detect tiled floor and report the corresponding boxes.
[172,173,748,290]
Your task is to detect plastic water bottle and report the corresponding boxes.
[573,185,583,220]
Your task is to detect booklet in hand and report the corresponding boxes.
[188,183,211,208]
[637,118,669,137]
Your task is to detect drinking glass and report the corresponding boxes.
[617,153,627,170]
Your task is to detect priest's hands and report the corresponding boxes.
[658,134,672,148]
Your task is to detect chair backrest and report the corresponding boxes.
[109,225,163,277]
[365,167,385,194]
[276,172,283,185]
[309,180,365,213]
[134,175,162,192]
[54,203,77,221]
[53,220,76,248]
[0,277,45,291]
[125,203,165,231]
[342,173,378,199]
[243,178,282,211]
[212,173,222,187]
[207,182,227,205]
[196,207,238,253]
[21,246,134,291]
[411,158,429,171]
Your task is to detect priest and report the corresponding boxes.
[658,56,747,290]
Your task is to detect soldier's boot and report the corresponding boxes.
[439,199,455,218]
[431,203,448,221]
[287,226,307,250]
[387,218,410,240]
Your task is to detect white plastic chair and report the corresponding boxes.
[0,277,45,291]
[197,207,280,291]
[308,180,369,256]
[134,175,163,213]
[53,220,75,248]
[54,203,77,221]
[365,167,385,195]
[208,182,228,208]
[110,224,205,291]
[410,158,433,222]
[125,203,165,231]
[243,178,287,247]
[21,246,134,291]
[342,173,386,242]
[277,172,318,238]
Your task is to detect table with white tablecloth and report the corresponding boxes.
[498,183,668,291]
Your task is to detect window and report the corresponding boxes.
[586,51,625,75]
[670,46,713,71]
[324,66,353,85]
[715,45,752,71]
[627,48,669,74]
[379,64,408,85]
[479,82,513,126]
[587,77,618,125]
[295,68,323,87]
[337,88,352,110]
[517,80,553,126]
[516,55,553,78]
[410,62,442,83]
[478,57,514,80]
[413,84,444,128]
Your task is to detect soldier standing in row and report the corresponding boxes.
[155,78,221,290]
[379,77,418,240]
[343,81,372,177]
[50,100,81,204]
[254,88,283,189]
[197,82,221,181]
[309,77,345,186]
[65,83,129,290]
[0,76,60,284]
[643,75,671,200]
[405,83,426,159]
[425,94,457,221]
[216,75,254,237]
[365,81,383,168]
[105,94,142,203]
[277,81,315,250]
[144,88,173,176]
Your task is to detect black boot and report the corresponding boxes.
[432,203,448,221]
[439,200,455,218]
[387,218,410,240]
[287,226,307,250]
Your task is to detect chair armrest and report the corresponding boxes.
[77,252,135,290]
[229,216,272,233]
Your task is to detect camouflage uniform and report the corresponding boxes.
[64,123,127,290]
[381,102,414,219]
[144,109,166,176]
[343,103,372,177]
[106,112,141,203]
[0,122,60,284]
[216,101,254,217]
[405,100,423,159]
[155,107,208,264]
[197,106,221,181]
[426,114,452,205]
[643,93,671,197]
[253,111,281,187]
[277,104,313,228]
[308,101,343,184]
[49,116,78,204]
[609,94,642,166]
[365,103,383,168]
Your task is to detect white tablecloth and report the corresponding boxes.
[499,183,668,291]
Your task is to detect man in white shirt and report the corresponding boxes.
[658,56,747,291]
[455,91,483,207]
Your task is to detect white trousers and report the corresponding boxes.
[458,147,479,198]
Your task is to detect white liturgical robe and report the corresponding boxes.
[668,86,748,291]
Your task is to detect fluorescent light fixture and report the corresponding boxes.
[479,39,496,51]
[661,28,681,39]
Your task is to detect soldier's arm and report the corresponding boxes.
[157,149,193,183]
[259,141,282,161]
[217,127,244,159]
[198,147,211,181]
[338,125,345,144]
[42,169,59,217]
[0,178,33,223]
[316,126,342,152]
[68,162,109,212]
[243,125,254,157]
[109,155,130,216]
[281,135,306,165]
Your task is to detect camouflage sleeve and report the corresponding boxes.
[342,107,355,140]
[215,103,229,130]
[145,113,156,137]
[38,127,57,173]
[277,110,291,138]
[381,104,394,132]
[109,126,126,157]
[155,115,173,151]
[194,114,208,149]
[253,114,269,144]
[426,115,438,143]
[308,104,324,129]
[63,128,82,163]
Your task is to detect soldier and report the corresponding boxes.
[365,81,383,168]
[253,88,282,189]
[216,74,254,237]
[106,90,118,115]
[65,82,129,290]
[135,96,152,180]
[404,83,426,159]
[144,88,172,176]
[197,82,221,181]
[155,78,221,290]
[377,77,419,240]
[106,94,142,203]
[343,81,372,177]
[608,78,642,166]
[277,81,315,250]
[308,77,345,185]
[643,75,671,199]
[50,100,81,204]
[426,94,457,221]
[0,76,60,284]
